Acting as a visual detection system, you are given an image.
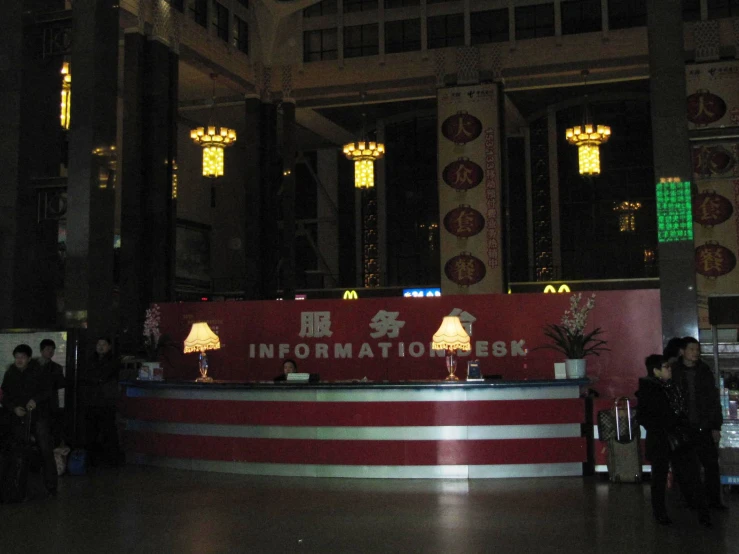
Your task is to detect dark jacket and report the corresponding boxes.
[82,351,120,408]
[671,358,722,432]
[1,361,53,419]
[37,358,65,412]
[636,376,687,462]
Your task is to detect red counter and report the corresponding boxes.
[122,379,588,479]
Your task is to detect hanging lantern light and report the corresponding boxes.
[190,74,237,178]
[60,61,71,130]
[342,140,385,189]
[613,201,642,233]
[565,71,611,176]
[190,126,237,177]
[565,123,611,176]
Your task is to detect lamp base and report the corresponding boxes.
[445,373,460,381]
[195,375,213,383]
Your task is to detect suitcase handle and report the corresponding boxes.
[614,396,633,442]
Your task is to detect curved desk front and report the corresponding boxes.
[121,379,588,479]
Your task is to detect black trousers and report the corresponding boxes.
[651,447,707,518]
[10,415,58,492]
[84,405,121,465]
[694,429,722,505]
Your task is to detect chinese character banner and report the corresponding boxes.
[437,84,503,294]
[156,289,661,398]
[693,178,739,328]
[686,61,739,131]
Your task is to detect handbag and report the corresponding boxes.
[666,426,693,452]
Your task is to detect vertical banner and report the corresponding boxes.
[437,84,503,294]
[686,61,739,131]
[692,142,739,326]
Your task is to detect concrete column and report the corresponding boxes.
[281,100,297,299]
[0,2,23,328]
[261,102,280,298]
[243,95,263,299]
[64,0,119,338]
[316,149,339,288]
[647,0,699,341]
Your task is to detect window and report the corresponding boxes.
[385,19,421,53]
[344,23,379,58]
[234,15,248,54]
[708,0,739,18]
[343,0,378,13]
[304,0,337,17]
[561,0,601,35]
[385,0,419,8]
[470,9,509,45]
[682,0,701,21]
[514,4,555,39]
[213,2,229,42]
[304,29,338,61]
[427,14,464,49]
[608,0,646,30]
[165,0,185,11]
[190,0,208,27]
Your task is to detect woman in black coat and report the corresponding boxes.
[636,355,710,527]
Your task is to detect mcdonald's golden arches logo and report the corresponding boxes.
[343,290,359,300]
[543,284,571,294]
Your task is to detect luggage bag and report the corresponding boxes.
[601,397,642,483]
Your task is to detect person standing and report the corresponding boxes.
[1,344,58,496]
[81,337,122,467]
[37,339,66,446]
[671,336,726,511]
[636,355,710,527]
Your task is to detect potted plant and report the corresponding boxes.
[541,293,609,378]
[141,304,165,379]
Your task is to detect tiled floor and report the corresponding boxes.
[2,467,738,553]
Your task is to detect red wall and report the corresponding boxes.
[157,290,661,398]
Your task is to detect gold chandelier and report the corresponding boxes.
[613,201,642,233]
[565,123,611,176]
[60,61,71,130]
[190,74,236,178]
[190,126,237,177]
[343,140,385,189]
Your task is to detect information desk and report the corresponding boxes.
[121,379,588,479]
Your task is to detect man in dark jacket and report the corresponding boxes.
[671,336,726,510]
[637,354,709,526]
[1,344,58,496]
[38,338,65,446]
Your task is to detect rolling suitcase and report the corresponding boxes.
[0,414,33,503]
[600,397,642,483]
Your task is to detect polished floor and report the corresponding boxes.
[2,466,738,554]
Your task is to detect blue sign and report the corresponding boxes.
[403,288,441,298]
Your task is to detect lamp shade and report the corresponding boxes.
[183,322,221,354]
[432,316,471,351]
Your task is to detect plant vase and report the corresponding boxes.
[565,358,587,379]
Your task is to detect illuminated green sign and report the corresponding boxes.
[656,179,693,243]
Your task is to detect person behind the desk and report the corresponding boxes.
[274,359,297,382]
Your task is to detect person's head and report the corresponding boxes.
[40,339,56,360]
[682,336,701,366]
[96,337,112,356]
[283,359,297,374]
[12,344,33,370]
[663,337,686,360]
[645,354,671,381]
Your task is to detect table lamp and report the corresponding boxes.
[432,316,471,381]
[183,322,221,382]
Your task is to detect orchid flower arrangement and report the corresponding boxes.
[142,304,162,362]
[541,293,609,359]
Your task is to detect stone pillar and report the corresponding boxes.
[64,0,119,337]
[118,19,178,353]
[0,2,23,328]
[261,101,280,298]
[281,99,297,299]
[242,95,263,300]
[647,0,699,341]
